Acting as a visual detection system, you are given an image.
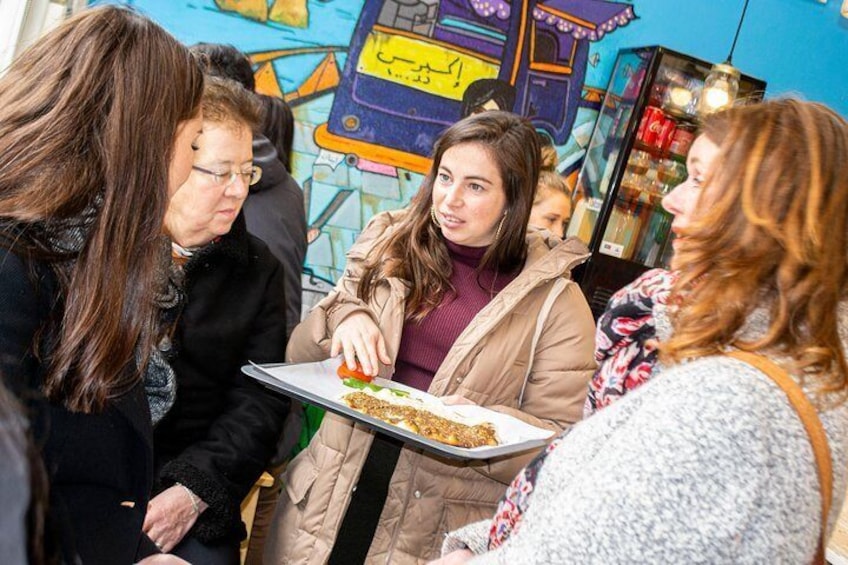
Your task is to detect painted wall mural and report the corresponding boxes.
[319,0,633,169]
[93,0,848,315]
[93,0,637,314]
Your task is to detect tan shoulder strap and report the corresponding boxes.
[518,277,567,407]
[727,350,832,565]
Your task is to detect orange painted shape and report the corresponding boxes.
[254,62,284,98]
[296,53,340,100]
[510,0,530,85]
[269,0,307,28]
[564,169,579,191]
[248,46,340,65]
[214,0,267,22]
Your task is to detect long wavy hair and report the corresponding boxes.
[660,99,848,398]
[357,111,540,319]
[0,6,203,412]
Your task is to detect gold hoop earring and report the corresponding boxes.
[430,205,441,228]
[494,214,506,242]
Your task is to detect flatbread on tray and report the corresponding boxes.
[342,389,498,448]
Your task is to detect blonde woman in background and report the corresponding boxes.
[528,144,573,238]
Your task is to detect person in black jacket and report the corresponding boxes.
[0,6,204,564]
[142,76,290,565]
[189,42,307,339]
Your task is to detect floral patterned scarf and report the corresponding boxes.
[487,268,678,550]
[488,431,569,549]
[584,268,677,418]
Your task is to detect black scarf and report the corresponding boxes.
[40,201,182,424]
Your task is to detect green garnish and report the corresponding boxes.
[341,378,410,397]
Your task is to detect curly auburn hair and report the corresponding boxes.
[660,99,848,399]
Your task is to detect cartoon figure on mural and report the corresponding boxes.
[162,0,636,311]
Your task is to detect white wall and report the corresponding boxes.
[0,0,68,76]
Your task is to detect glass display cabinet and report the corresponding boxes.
[568,46,766,317]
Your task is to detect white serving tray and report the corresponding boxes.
[242,359,553,460]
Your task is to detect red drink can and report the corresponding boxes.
[636,113,648,141]
[655,115,677,152]
[638,106,665,146]
[668,125,695,157]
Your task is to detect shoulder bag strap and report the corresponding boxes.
[518,277,567,407]
[726,350,832,565]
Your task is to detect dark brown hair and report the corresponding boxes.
[189,42,256,91]
[259,93,295,172]
[358,111,540,319]
[660,99,848,398]
[0,6,203,412]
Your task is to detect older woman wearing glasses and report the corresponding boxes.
[142,76,290,565]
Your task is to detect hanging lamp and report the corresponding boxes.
[698,0,749,115]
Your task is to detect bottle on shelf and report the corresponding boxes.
[600,188,644,261]
[633,204,672,267]
[568,195,604,244]
[621,149,652,191]
[656,158,688,194]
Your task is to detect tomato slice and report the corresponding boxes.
[337,361,373,383]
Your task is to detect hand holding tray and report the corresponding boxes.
[242,359,554,460]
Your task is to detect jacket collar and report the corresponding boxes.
[183,212,250,277]
[523,228,590,280]
[348,211,589,279]
[430,233,588,390]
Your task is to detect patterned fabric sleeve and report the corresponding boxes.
[486,432,570,549]
[583,269,677,418]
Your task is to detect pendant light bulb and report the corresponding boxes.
[699,63,740,115]
[698,0,749,115]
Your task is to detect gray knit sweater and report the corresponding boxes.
[443,308,848,564]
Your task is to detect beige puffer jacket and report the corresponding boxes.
[264,210,597,564]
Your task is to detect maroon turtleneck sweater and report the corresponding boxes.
[392,240,518,392]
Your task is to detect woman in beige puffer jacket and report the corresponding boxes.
[264,112,596,564]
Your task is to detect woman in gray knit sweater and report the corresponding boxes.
[434,99,848,564]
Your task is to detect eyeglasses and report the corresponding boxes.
[192,165,262,187]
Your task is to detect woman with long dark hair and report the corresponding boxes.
[265,111,597,563]
[0,6,203,563]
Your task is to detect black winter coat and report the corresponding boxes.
[245,134,307,338]
[0,247,158,564]
[154,213,290,543]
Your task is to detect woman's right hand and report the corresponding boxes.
[331,312,390,376]
[142,486,206,554]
